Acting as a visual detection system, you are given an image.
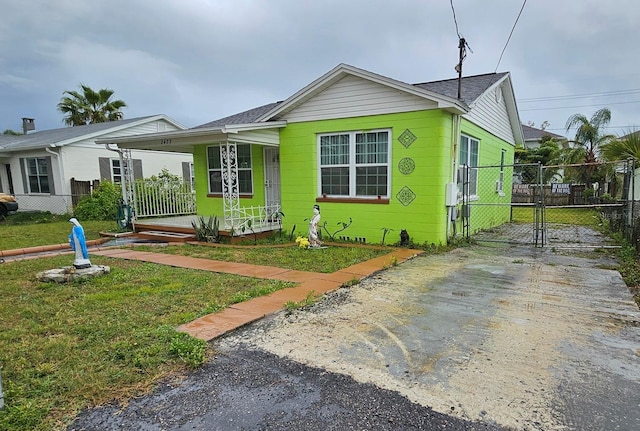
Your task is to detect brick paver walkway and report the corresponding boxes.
[91,247,422,341]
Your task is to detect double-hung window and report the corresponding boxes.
[207,144,253,194]
[319,130,390,198]
[458,134,479,197]
[27,157,50,193]
[111,159,130,184]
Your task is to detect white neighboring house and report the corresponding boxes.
[0,115,193,214]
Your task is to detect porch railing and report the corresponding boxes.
[132,180,196,218]
[225,204,282,234]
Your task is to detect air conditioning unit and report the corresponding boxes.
[495,180,503,193]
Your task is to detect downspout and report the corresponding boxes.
[45,146,68,211]
[447,114,462,239]
[104,143,128,206]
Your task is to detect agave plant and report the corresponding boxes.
[191,215,220,242]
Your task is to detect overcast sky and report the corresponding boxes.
[2,0,639,139]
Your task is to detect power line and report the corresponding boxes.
[494,0,527,73]
[520,99,640,112]
[450,0,461,39]
[519,89,640,103]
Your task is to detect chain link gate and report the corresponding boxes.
[460,160,635,248]
[540,160,634,248]
[460,163,544,246]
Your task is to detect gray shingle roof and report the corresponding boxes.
[0,116,162,151]
[413,73,508,106]
[196,73,509,128]
[193,102,282,129]
[522,124,565,141]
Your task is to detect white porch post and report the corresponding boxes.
[222,142,240,231]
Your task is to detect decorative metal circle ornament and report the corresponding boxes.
[398,157,415,175]
[398,129,417,148]
[396,186,416,207]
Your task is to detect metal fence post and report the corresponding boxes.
[1,368,4,410]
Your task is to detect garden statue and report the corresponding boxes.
[308,204,322,248]
[69,218,92,269]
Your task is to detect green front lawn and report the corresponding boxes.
[133,243,390,273]
[0,213,119,251]
[0,255,293,431]
[511,206,601,226]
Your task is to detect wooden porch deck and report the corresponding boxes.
[132,216,280,243]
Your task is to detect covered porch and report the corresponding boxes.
[96,122,286,239]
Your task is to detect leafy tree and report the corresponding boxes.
[2,129,22,135]
[514,136,563,183]
[57,84,127,126]
[564,108,616,187]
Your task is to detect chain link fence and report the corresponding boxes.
[466,160,636,249]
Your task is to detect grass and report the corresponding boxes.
[0,212,121,251]
[511,206,601,226]
[284,290,318,312]
[0,255,293,431]
[132,243,390,273]
[615,241,640,306]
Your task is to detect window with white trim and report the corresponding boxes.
[319,130,390,198]
[27,157,50,193]
[207,144,253,194]
[458,134,479,196]
[111,159,130,184]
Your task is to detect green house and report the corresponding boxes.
[103,64,524,245]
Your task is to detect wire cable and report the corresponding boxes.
[519,89,640,103]
[450,0,461,39]
[494,0,527,72]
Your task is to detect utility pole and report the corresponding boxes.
[456,37,466,99]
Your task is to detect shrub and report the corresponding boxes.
[74,181,122,221]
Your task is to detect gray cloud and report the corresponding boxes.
[1,0,639,137]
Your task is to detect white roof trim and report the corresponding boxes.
[95,121,286,145]
[256,63,468,122]
[51,115,186,148]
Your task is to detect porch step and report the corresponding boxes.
[136,230,196,243]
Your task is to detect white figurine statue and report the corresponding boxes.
[69,218,92,269]
[309,204,322,248]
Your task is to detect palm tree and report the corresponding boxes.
[57,84,127,126]
[601,130,640,162]
[564,108,616,188]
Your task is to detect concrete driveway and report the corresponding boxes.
[221,243,640,430]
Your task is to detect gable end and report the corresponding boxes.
[277,75,439,123]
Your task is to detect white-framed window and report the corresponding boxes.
[207,144,253,194]
[458,134,479,197]
[189,162,195,186]
[318,129,390,198]
[111,159,130,184]
[27,157,50,193]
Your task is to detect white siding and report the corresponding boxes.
[62,146,192,187]
[281,75,438,123]
[464,85,516,145]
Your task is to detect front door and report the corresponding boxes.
[263,148,281,209]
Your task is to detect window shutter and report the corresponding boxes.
[182,162,191,182]
[45,156,55,195]
[19,158,28,193]
[99,157,111,181]
[133,159,143,179]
